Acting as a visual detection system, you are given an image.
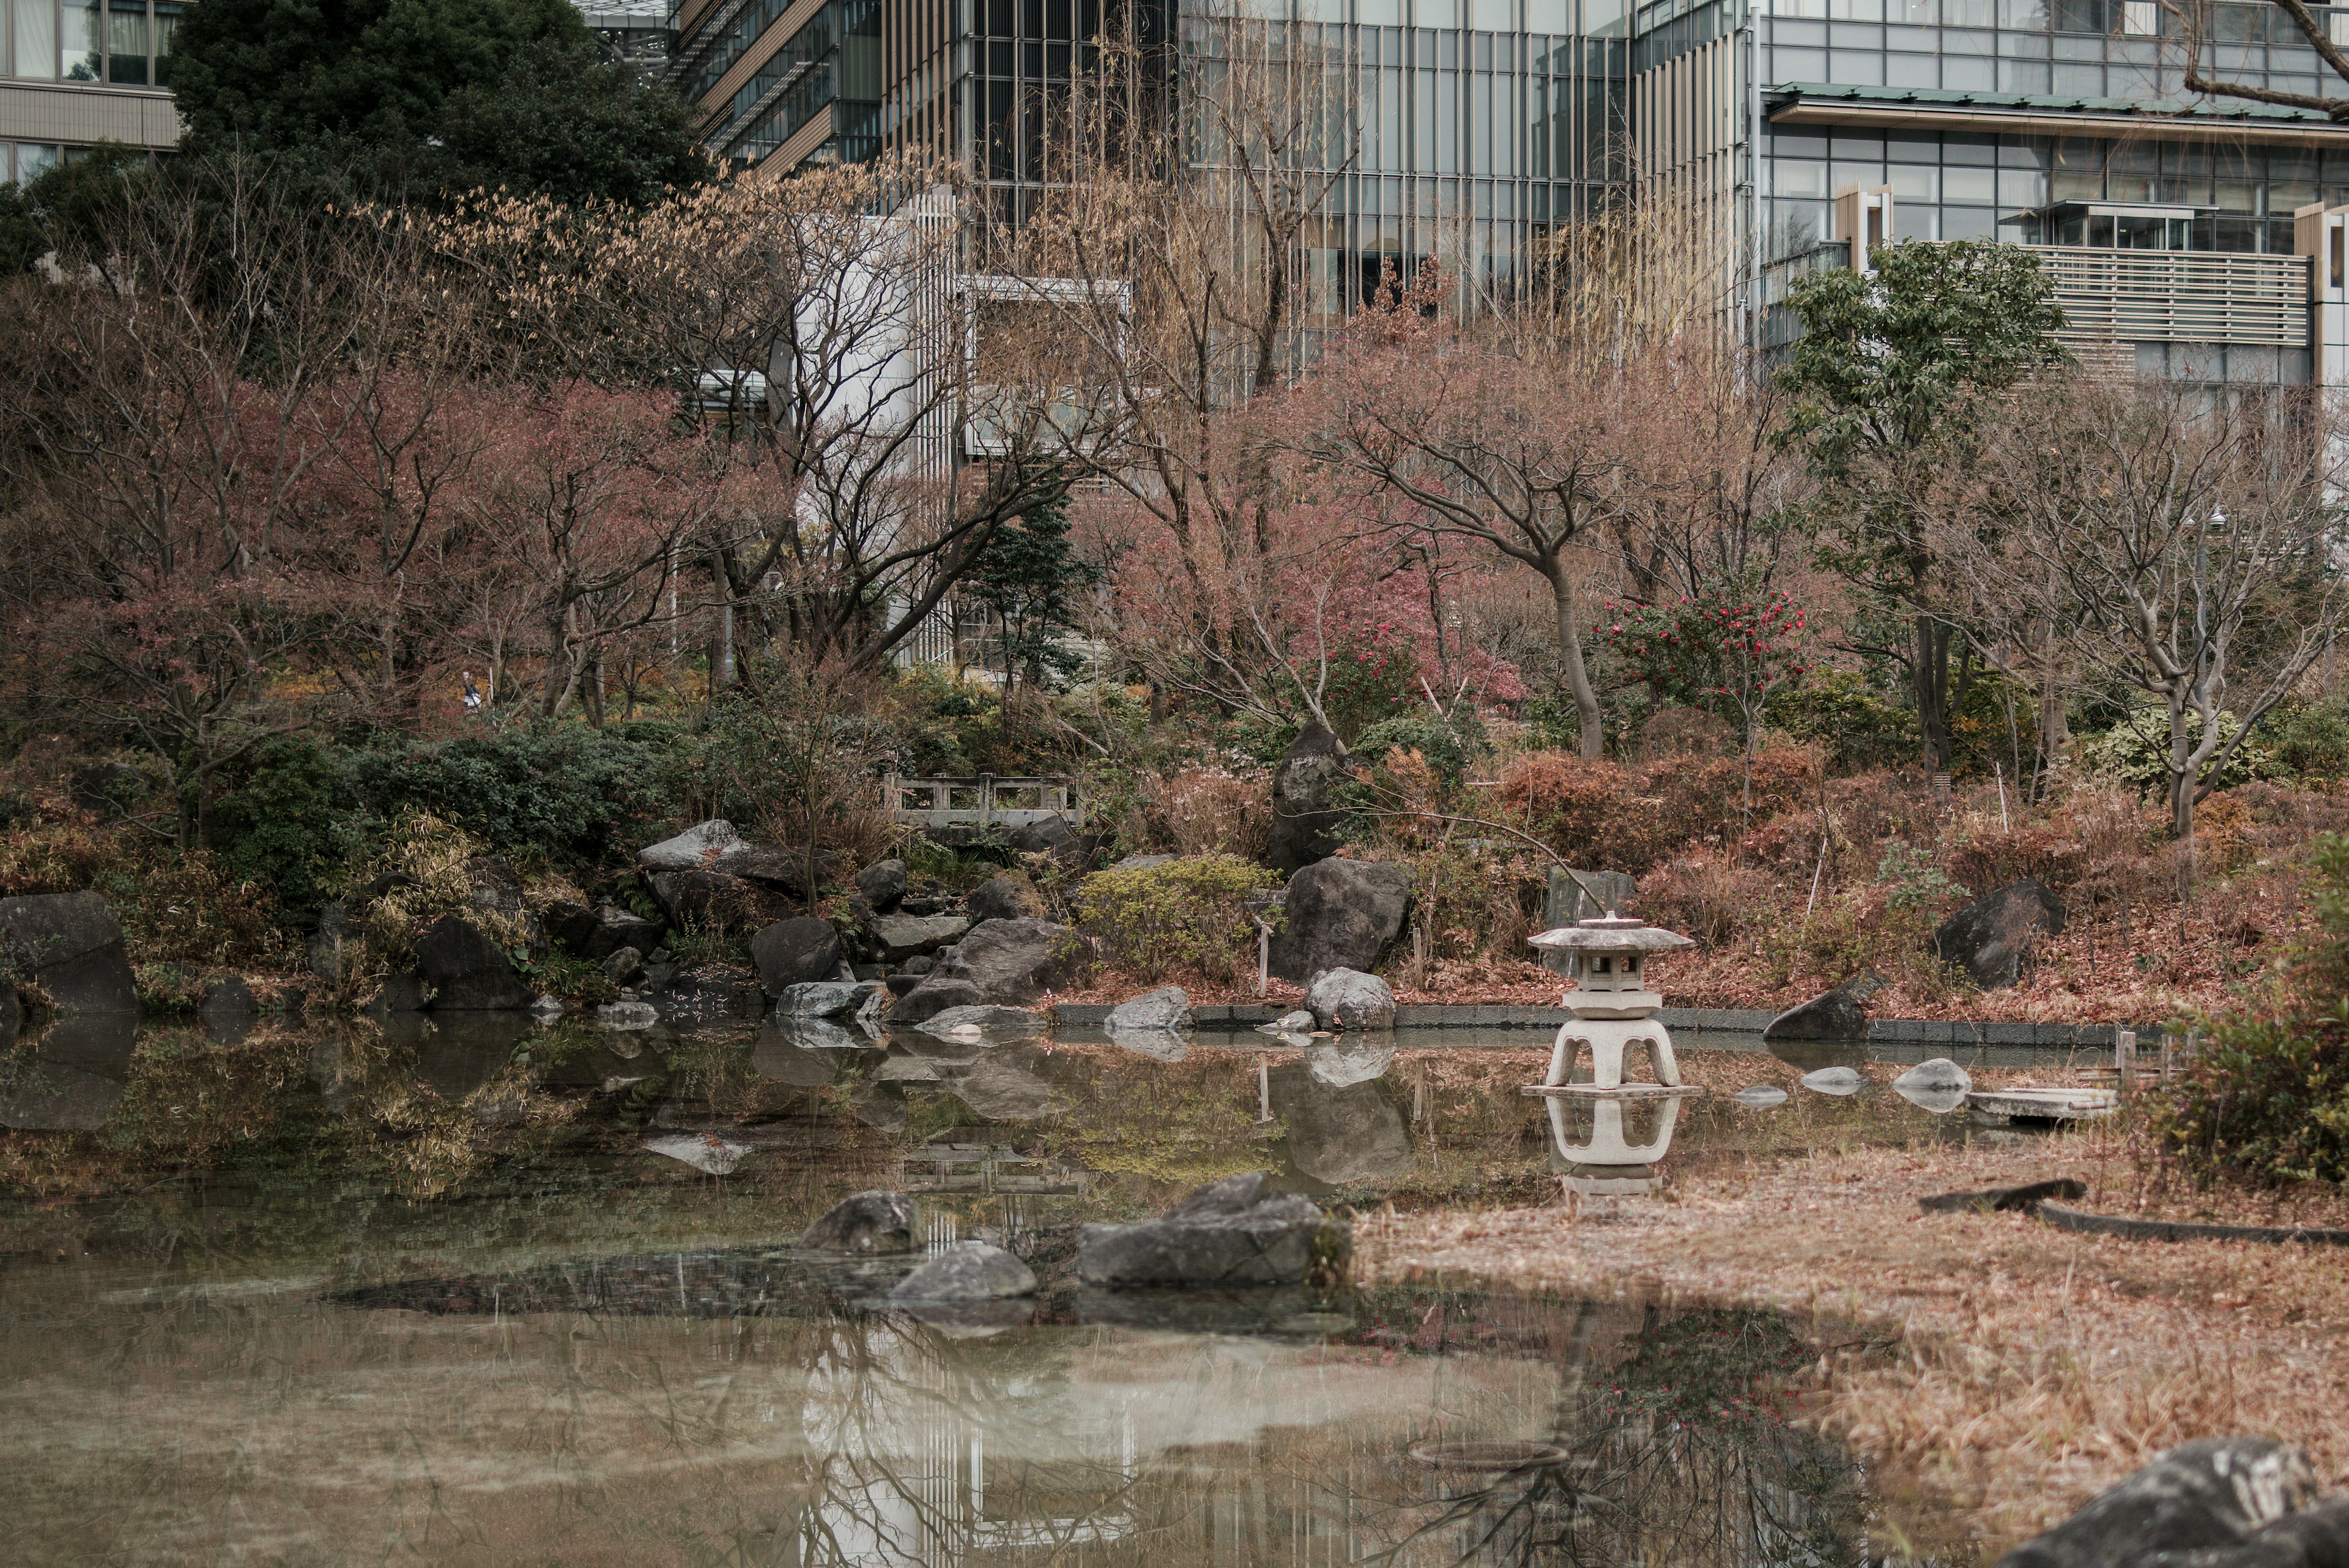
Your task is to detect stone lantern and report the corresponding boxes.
[1526,914,1696,1090]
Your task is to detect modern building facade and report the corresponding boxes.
[667,0,1638,316]
[0,0,182,184]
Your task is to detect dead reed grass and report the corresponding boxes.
[1356,1127,2349,1555]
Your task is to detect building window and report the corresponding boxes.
[106,0,144,83]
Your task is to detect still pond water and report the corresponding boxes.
[0,1011,2020,1567]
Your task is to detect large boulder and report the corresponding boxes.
[1269,1062,1414,1186]
[0,1013,137,1130]
[799,1191,918,1254]
[751,918,844,995]
[1995,1438,2349,1568]
[1266,859,1413,986]
[1304,968,1395,1031]
[1762,972,1885,1042]
[646,869,772,934]
[869,913,968,962]
[888,918,1075,1023]
[1106,984,1193,1033]
[637,820,744,872]
[889,1241,1037,1301]
[1077,1171,1352,1288]
[967,873,1045,926]
[854,858,907,913]
[1270,723,1349,875]
[0,891,138,1014]
[1538,868,1638,974]
[412,916,533,1011]
[1934,879,2065,990]
[544,901,665,962]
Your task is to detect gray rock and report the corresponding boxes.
[1893,1057,1973,1113]
[0,891,138,1014]
[1273,1009,1317,1033]
[308,901,350,985]
[198,976,257,1023]
[775,979,873,1018]
[546,901,666,962]
[966,874,1045,925]
[853,858,907,912]
[1798,1065,1866,1096]
[1305,1039,1394,1087]
[913,1003,1046,1041]
[869,913,970,962]
[1304,968,1395,1030]
[889,1241,1037,1301]
[1108,854,1176,872]
[1732,1084,1790,1108]
[1006,815,1095,870]
[601,946,645,986]
[1106,985,1192,1033]
[377,973,434,1012]
[529,994,566,1020]
[1077,1171,1352,1288]
[1269,1063,1414,1185]
[1995,1438,2335,1568]
[1935,879,2066,990]
[596,999,659,1030]
[941,1055,1059,1120]
[751,1026,852,1083]
[1107,1026,1190,1062]
[1271,723,1349,875]
[644,1133,748,1176]
[637,820,743,872]
[1266,860,1414,986]
[413,916,533,1011]
[751,917,844,995]
[1539,868,1639,975]
[0,1013,136,1130]
[1764,973,1885,1042]
[888,918,1076,1022]
[800,1190,918,1254]
[0,979,18,1048]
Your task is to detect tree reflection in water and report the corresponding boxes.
[330,1255,1926,1568]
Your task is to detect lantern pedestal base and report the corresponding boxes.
[1545,1017,1682,1089]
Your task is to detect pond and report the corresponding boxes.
[0,1012,2005,1566]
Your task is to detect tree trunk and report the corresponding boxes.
[1913,615,1970,773]
[1548,566,1603,759]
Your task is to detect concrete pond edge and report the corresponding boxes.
[1047,1001,2156,1050]
[2038,1200,2349,1248]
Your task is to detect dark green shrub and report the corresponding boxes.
[2261,699,2349,783]
[1763,670,1917,774]
[1351,710,1481,786]
[347,727,675,864]
[209,735,363,919]
[2158,832,2349,1186]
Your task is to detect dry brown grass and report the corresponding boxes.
[1356,1125,2349,1555]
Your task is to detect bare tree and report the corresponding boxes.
[1926,374,2349,849]
[2180,0,2349,118]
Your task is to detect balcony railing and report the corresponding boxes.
[2032,247,2311,348]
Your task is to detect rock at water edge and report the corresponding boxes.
[644,1134,748,1176]
[1266,860,1412,986]
[0,891,138,1014]
[889,1241,1037,1301]
[967,873,1047,925]
[800,1190,918,1254]
[1994,1438,2340,1568]
[752,917,844,995]
[1106,985,1192,1033]
[413,916,533,1011]
[1304,968,1395,1030]
[1798,1066,1866,1096]
[1763,973,1884,1042]
[888,919,1075,1023]
[1076,1170,1351,1288]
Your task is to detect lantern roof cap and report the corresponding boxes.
[1527,915,1694,953]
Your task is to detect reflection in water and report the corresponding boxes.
[0,1014,138,1130]
[1269,1061,1414,1186]
[1542,1092,1695,1198]
[0,1233,1903,1567]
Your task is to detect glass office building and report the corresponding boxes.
[670,0,1637,314]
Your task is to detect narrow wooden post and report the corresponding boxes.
[2115,1028,2137,1099]
[1257,918,1271,996]
[2159,1031,2175,1083]
[979,772,994,827]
